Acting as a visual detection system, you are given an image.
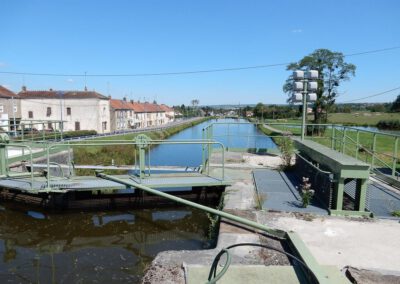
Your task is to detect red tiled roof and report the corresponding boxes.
[0,85,18,98]
[160,104,173,112]
[142,102,163,113]
[110,99,132,109]
[18,90,108,100]
[110,99,167,113]
[130,102,146,112]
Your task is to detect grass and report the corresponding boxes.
[327,112,400,126]
[263,122,400,171]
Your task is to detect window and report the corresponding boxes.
[75,121,80,131]
[0,105,3,113]
[67,107,71,115]
[48,123,53,130]
[102,121,107,130]
[28,111,33,118]
[46,107,52,117]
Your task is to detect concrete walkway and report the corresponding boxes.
[253,169,329,215]
[367,180,400,218]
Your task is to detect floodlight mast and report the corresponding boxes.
[292,70,318,140]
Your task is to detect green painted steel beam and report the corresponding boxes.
[286,232,351,284]
[96,171,349,284]
[96,171,286,239]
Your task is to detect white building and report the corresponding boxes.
[110,98,174,131]
[18,87,111,133]
[160,104,175,123]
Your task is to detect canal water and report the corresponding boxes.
[0,118,275,282]
[150,118,277,167]
[0,204,210,283]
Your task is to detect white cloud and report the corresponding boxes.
[291,29,303,33]
[66,78,74,83]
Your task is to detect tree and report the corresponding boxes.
[253,103,266,119]
[283,49,356,123]
[391,95,400,112]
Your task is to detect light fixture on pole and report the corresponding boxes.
[292,70,318,140]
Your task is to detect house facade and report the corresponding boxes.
[18,87,111,133]
[160,104,175,123]
[0,86,21,131]
[110,98,174,131]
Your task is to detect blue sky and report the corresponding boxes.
[0,0,399,106]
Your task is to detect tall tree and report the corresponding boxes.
[391,95,400,112]
[283,49,356,123]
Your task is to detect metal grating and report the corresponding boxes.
[344,179,372,211]
[294,154,334,209]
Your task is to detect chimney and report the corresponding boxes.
[123,97,127,101]
[130,100,134,104]
[84,86,88,91]
[21,85,27,92]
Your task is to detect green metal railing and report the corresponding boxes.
[265,122,400,178]
[41,138,226,191]
[0,119,65,141]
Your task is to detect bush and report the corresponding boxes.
[377,120,400,130]
[63,130,97,138]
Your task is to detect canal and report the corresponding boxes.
[0,118,275,283]
[150,118,277,166]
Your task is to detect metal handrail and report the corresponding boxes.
[45,139,226,190]
[5,144,34,190]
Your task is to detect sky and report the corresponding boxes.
[0,0,399,106]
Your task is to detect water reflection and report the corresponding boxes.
[0,205,210,283]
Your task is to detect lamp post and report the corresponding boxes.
[292,70,318,140]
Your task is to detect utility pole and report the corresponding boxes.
[58,91,64,140]
[11,96,17,136]
[292,70,318,140]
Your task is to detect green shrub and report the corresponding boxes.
[377,120,400,130]
[63,130,97,138]
[391,210,400,217]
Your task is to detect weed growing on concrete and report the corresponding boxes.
[391,210,400,217]
[254,191,267,210]
[300,177,314,208]
[277,136,294,169]
[206,192,226,244]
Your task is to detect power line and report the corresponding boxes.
[339,86,400,103]
[344,46,400,57]
[0,46,399,78]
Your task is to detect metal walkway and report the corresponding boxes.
[253,169,329,215]
[0,173,230,193]
[347,179,400,218]
[254,169,400,218]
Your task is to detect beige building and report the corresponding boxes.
[160,104,175,123]
[0,86,21,131]
[110,98,174,131]
[18,87,111,133]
